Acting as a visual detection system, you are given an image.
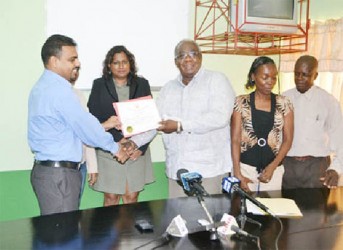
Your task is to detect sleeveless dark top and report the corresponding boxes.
[240,92,276,173]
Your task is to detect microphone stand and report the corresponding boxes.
[193,190,218,241]
[236,193,261,230]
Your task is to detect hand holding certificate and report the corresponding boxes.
[113,96,161,137]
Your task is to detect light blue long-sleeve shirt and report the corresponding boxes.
[28,70,118,162]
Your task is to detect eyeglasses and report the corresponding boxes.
[112,60,129,67]
[175,51,200,61]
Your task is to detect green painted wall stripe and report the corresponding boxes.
[0,162,168,222]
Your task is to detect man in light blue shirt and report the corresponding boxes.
[28,34,124,215]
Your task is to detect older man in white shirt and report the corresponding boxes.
[155,39,236,198]
[282,55,343,189]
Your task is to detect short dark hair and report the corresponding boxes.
[295,55,318,70]
[41,34,77,66]
[102,45,137,80]
[245,56,276,90]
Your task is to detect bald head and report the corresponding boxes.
[295,55,318,71]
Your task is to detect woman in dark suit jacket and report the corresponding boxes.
[87,45,154,205]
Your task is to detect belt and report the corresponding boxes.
[289,156,312,161]
[35,160,80,170]
[257,138,267,147]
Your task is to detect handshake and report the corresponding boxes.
[115,139,140,164]
[102,115,142,164]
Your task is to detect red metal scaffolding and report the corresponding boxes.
[194,0,310,56]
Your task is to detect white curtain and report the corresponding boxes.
[279,18,343,110]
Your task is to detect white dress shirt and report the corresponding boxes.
[283,86,343,174]
[155,67,236,179]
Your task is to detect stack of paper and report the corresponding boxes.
[246,198,303,218]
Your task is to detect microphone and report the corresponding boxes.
[216,213,239,236]
[231,225,257,239]
[217,213,258,243]
[166,215,188,237]
[222,176,275,216]
[177,169,209,197]
[176,169,216,240]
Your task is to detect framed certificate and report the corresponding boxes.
[113,96,161,137]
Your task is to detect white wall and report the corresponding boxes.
[47,0,190,89]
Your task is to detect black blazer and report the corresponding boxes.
[87,75,152,154]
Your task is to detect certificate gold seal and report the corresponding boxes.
[126,126,133,133]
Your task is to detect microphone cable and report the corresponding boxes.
[273,215,283,250]
[133,232,170,250]
[231,224,261,250]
